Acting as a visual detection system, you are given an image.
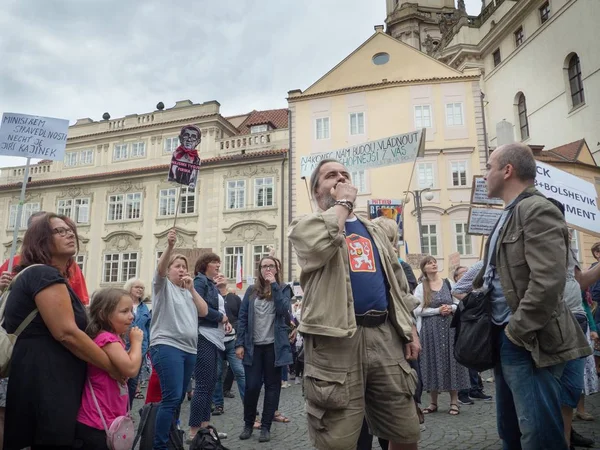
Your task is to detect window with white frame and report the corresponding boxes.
[251,124,269,134]
[64,152,78,167]
[64,149,94,167]
[81,149,94,165]
[253,245,271,276]
[451,161,468,187]
[57,198,90,224]
[420,224,438,256]
[103,252,139,283]
[417,163,434,188]
[180,186,196,214]
[445,103,464,126]
[164,137,179,153]
[350,170,368,194]
[224,246,244,279]
[315,117,330,140]
[130,142,146,158]
[113,144,128,161]
[9,202,40,229]
[414,105,432,129]
[107,193,142,221]
[75,254,86,274]
[255,177,274,207]
[158,188,177,217]
[455,223,472,255]
[227,180,246,209]
[349,112,365,135]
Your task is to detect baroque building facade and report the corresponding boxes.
[0,101,290,292]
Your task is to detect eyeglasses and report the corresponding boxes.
[261,264,276,270]
[52,227,75,237]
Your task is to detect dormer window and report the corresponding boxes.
[250,124,269,134]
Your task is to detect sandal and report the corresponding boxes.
[273,413,291,423]
[422,403,438,414]
[575,411,594,421]
[134,391,145,399]
[449,404,460,415]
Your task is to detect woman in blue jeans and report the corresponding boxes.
[149,228,208,450]
[236,255,293,443]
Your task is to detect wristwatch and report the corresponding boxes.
[334,199,354,212]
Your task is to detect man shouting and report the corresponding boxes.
[289,159,421,450]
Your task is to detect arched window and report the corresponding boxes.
[517,93,529,140]
[568,54,585,108]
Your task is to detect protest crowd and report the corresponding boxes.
[0,142,599,450]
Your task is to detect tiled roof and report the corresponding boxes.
[547,139,585,161]
[0,149,287,191]
[287,75,479,101]
[237,109,289,135]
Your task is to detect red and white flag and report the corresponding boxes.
[235,254,243,290]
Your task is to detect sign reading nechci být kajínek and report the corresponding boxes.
[0,112,69,161]
[300,129,426,178]
[534,161,600,236]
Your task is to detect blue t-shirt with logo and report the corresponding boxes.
[344,218,389,314]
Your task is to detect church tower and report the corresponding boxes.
[385,0,466,54]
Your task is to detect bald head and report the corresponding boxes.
[494,143,537,182]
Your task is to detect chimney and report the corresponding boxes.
[374,25,384,32]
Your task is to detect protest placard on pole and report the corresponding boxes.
[168,125,202,227]
[368,199,404,241]
[470,176,503,206]
[406,253,427,270]
[299,128,426,177]
[448,252,461,274]
[0,112,69,272]
[467,208,503,235]
[534,161,600,236]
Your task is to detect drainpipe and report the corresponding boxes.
[481,91,490,162]
[287,109,293,282]
[280,154,286,281]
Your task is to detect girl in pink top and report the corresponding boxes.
[74,288,144,450]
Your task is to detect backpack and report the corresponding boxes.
[88,379,135,450]
[189,426,229,450]
[133,402,184,450]
[0,264,43,378]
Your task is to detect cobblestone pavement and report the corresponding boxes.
[134,371,600,449]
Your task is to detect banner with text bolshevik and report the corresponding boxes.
[300,129,426,178]
[534,161,600,235]
[0,112,69,161]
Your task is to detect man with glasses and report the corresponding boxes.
[289,159,421,450]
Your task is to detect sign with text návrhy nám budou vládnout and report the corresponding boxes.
[0,112,69,161]
[300,129,426,178]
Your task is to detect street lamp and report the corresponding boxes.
[403,188,434,254]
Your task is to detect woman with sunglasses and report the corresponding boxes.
[236,256,293,444]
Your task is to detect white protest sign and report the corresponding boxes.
[534,161,600,235]
[0,112,69,161]
[468,208,503,235]
[471,176,503,206]
[300,129,426,177]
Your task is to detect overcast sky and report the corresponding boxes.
[0,0,482,169]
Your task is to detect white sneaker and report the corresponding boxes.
[218,432,228,439]
[420,424,426,432]
[295,377,302,385]
[281,382,290,389]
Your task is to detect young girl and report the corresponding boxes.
[74,288,144,450]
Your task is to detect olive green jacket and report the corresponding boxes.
[474,186,592,368]
[288,209,418,341]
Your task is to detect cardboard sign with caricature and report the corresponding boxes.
[168,124,202,188]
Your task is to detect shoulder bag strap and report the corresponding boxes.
[87,378,109,433]
[0,264,45,330]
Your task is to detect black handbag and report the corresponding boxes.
[451,288,495,372]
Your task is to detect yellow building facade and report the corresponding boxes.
[0,101,291,293]
[288,28,486,277]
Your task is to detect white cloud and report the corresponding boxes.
[0,0,482,169]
